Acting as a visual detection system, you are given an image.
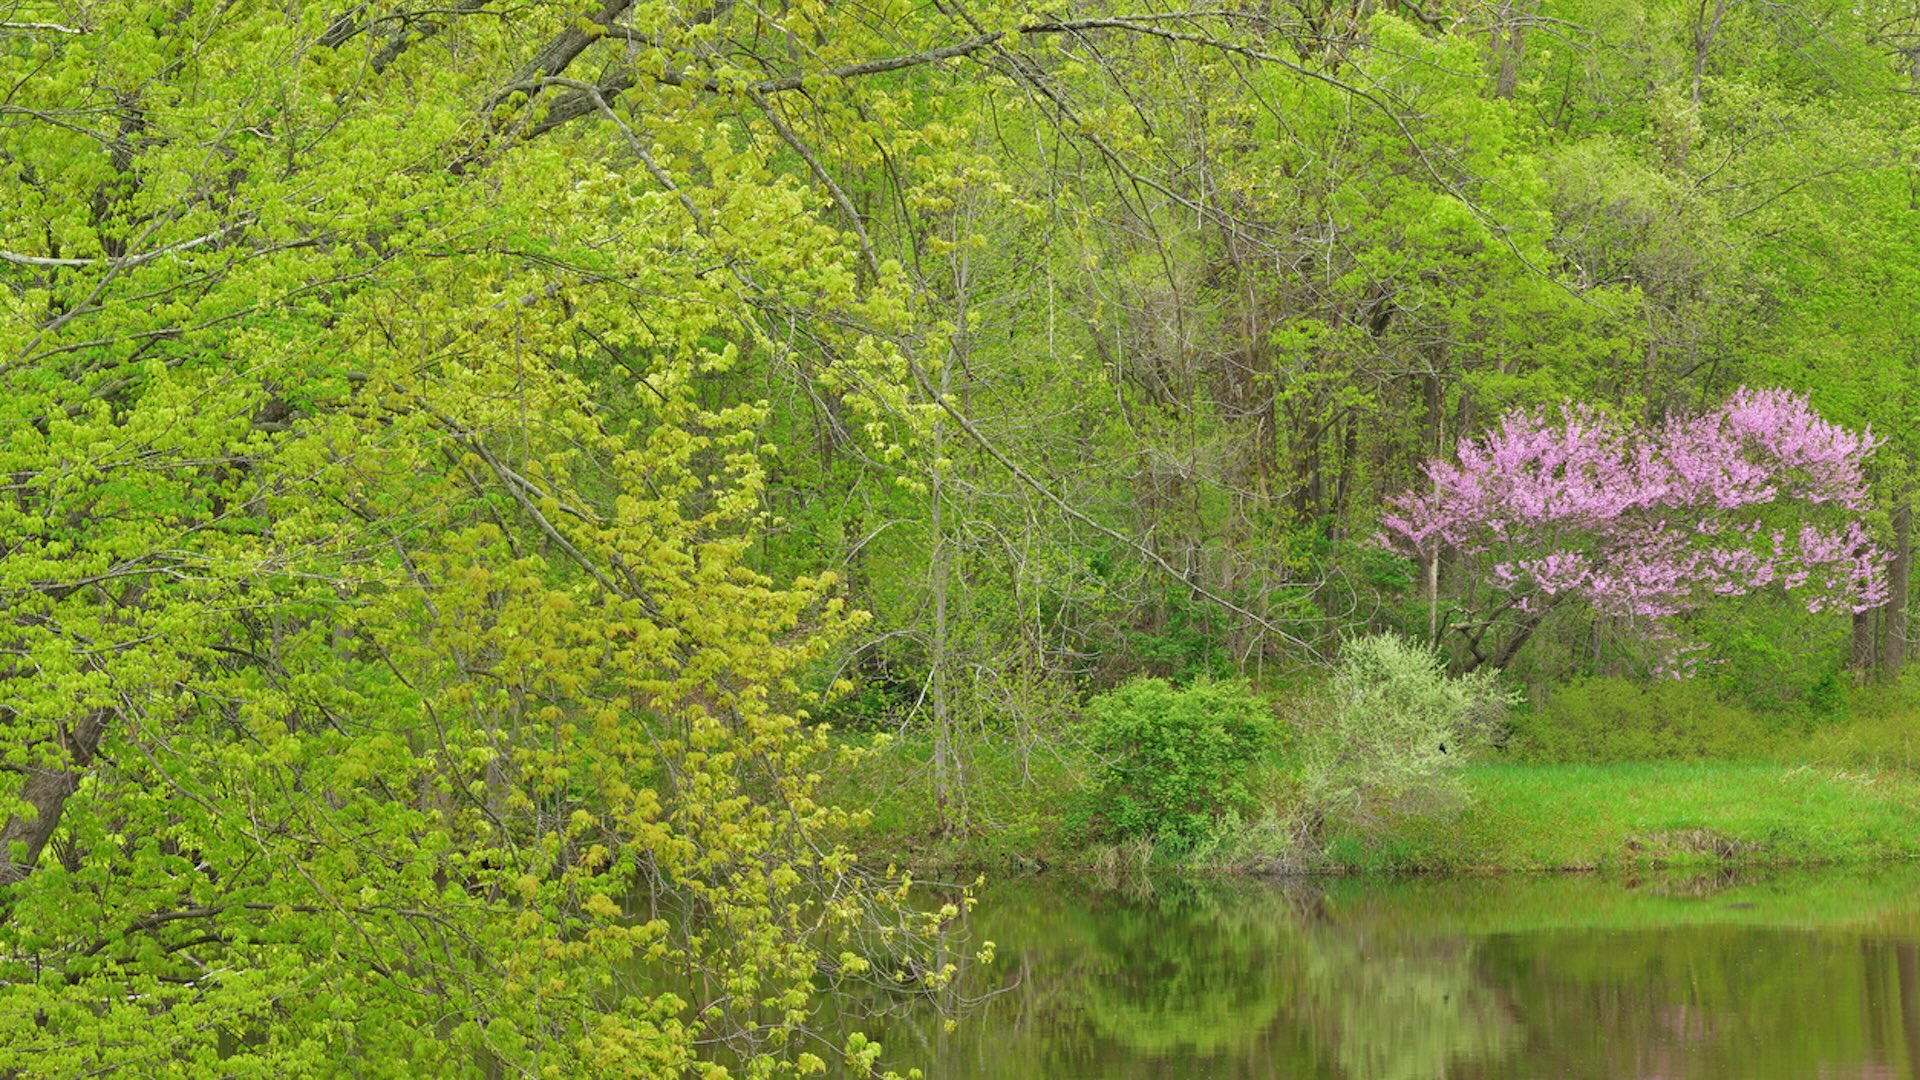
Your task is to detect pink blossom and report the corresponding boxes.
[1381,388,1887,655]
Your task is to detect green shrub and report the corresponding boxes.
[1795,673,1920,772]
[1689,594,1852,717]
[1082,677,1276,850]
[1299,634,1516,832]
[1508,676,1774,763]
[1128,593,1235,684]
[1798,713,1920,772]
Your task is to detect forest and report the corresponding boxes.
[3,0,1920,1073]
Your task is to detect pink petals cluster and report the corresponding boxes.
[1381,388,1887,622]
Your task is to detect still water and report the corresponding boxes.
[837,867,1920,1079]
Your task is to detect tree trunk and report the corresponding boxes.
[1421,361,1447,646]
[0,708,110,891]
[1492,0,1531,99]
[930,375,955,837]
[1691,0,1731,107]
[1853,607,1879,682]
[1885,503,1911,679]
[1486,610,1546,671]
[1457,599,1545,674]
[928,213,972,838]
[1426,551,1440,645]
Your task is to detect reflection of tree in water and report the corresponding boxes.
[1069,878,1514,1078]
[1471,929,1920,1080]
[1288,919,1514,1080]
[842,876,1517,1078]
[849,871,1920,1079]
[1072,879,1291,1056]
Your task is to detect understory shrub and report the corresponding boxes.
[1797,673,1920,772]
[1691,594,1853,717]
[1299,634,1516,832]
[1082,677,1276,850]
[1508,676,1774,763]
[1802,714,1920,773]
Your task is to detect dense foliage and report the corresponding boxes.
[5,0,1920,1070]
[1508,677,1775,764]
[0,0,933,1073]
[1080,678,1276,849]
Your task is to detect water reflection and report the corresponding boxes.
[841,867,1920,1079]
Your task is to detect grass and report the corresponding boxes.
[1320,760,1920,872]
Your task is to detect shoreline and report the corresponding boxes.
[836,758,1920,879]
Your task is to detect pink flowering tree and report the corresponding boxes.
[1380,388,1887,673]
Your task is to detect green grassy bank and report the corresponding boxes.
[1335,761,1920,872]
[828,740,1920,875]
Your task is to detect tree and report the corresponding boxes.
[1381,389,1887,671]
[0,0,950,1073]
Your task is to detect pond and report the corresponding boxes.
[834,866,1920,1079]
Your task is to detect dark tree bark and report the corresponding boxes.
[1886,503,1911,679]
[1691,0,1731,107]
[0,708,110,890]
[1853,607,1879,681]
[1491,0,1533,99]
[1456,596,1548,674]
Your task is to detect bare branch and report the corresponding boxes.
[0,225,241,270]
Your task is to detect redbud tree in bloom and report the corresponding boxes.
[1379,388,1887,672]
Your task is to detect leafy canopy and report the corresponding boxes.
[0,0,951,1074]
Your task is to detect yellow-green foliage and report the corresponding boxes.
[1797,676,1920,773]
[1509,677,1776,763]
[0,0,956,1073]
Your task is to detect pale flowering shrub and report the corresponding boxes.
[1299,634,1517,832]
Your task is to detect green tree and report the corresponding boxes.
[0,0,954,1072]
